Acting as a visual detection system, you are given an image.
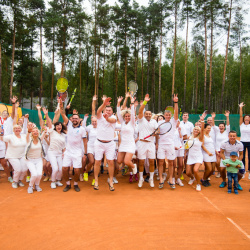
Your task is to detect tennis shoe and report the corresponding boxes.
[138,178,144,188]
[188,178,195,185]
[132,164,137,175]
[26,176,30,183]
[149,178,154,188]
[234,189,239,195]
[228,189,232,194]
[51,182,56,189]
[56,181,63,187]
[92,179,95,186]
[35,185,42,192]
[18,181,25,187]
[216,172,221,178]
[8,177,13,183]
[79,174,84,182]
[196,184,201,191]
[83,173,88,182]
[12,182,18,189]
[180,174,184,180]
[134,173,138,181]
[129,175,133,183]
[28,186,33,194]
[113,177,118,184]
[237,184,243,191]
[176,178,184,186]
[219,181,227,188]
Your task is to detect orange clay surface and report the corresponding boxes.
[0,167,250,250]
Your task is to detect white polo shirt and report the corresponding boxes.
[158,118,178,145]
[96,114,117,141]
[138,117,158,143]
[220,140,243,159]
[180,121,194,137]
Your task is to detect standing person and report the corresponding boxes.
[186,112,206,191]
[60,103,87,192]
[156,94,179,189]
[25,123,46,194]
[116,95,137,181]
[239,102,250,178]
[180,112,194,137]
[220,131,244,190]
[43,108,66,189]
[137,94,158,188]
[93,97,117,191]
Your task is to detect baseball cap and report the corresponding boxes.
[230,151,238,156]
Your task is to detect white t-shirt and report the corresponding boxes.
[3,134,27,159]
[86,125,97,148]
[158,118,178,145]
[220,140,243,159]
[138,117,158,143]
[96,114,117,141]
[48,129,66,155]
[174,125,187,148]
[209,126,217,147]
[3,117,13,136]
[26,139,43,159]
[214,125,230,151]
[240,123,250,142]
[180,121,194,137]
[66,120,86,156]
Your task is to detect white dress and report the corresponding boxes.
[187,138,203,165]
[202,135,216,162]
[117,105,135,154]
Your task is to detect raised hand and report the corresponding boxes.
[103,97,111,106]
[239,102,245,108]
[117,96,123,104]
[125,92,130,98]
[224,110,230,117]
[10,96,18,104]
[103,113,109,120]
[24,114,29,119]
[130,96,136,104]
[84,113,89,117]
[36,104,41,110]
[173,94,178,103]
[66,103,71,110]
[93,95,97,101]
[42,107,48,115]
[211,112,216,118]
[27,123,35,133]
[73,109,78,114]
[144,94,150,102]
[15,101,20,108]
[102,95,107,102]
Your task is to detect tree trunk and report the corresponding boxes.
[39,24,43,105]
[158,22,162,112]
[0,42,2,102]
[220,0,232,113]
[239,33,242,103]
[184,9,188,111]
[51,31,55,110]
[102,43,106,97]
[172,2,177,102]
[151,56,155,112]
[134,35,137,82]
[141,39,144,99]
[208,11,213,113]
[30,91,33,110]
[146,37,151,93]
[61,25,66,77]
[125,30,127,92]
[79,42,82,106]
[97,48,100,101]
[10,19,16,101]
[204,8,207,110]
[195,46,199,113]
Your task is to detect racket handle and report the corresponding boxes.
[143,135,151,140]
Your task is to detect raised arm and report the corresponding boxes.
[22,114,28,134]
[138,94,150,119]
[117,96,124,123]
[53,99,61,124]
[13,101,19,125]
[173,94,178,121]
[82,114,88,128]
[130,96,136,126]
[225,110,230,126]
[199,112,206,142]
[96,96,111,119]
[92,95,97,116]
[42,107,52,129]
[10,96,18,120]
[59,99,69,124]
[211,112,216,126]
[26,123,34,143]
[121,92,130,110]
[239,102,245,125]
[36,104,44,129]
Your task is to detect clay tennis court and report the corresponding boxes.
[0,168,250,250]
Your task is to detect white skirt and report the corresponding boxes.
[119,141,135,154]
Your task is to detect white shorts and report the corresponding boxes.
[157,144,175,160]
[87,145,95,156]
[137,140,155,160]
[175,148,184,158]
[94,140,116,161]
[0,149,5,159]
[62,152,82,169]
[119,141,135,154]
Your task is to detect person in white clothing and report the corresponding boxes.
[0,124,27,188]
[239,102,250,174]
[180,112,194,137]
[156,94,179,189]
[60,103,87,192]
[186,112,206,191]
[25,123,46,194]
[116,95,137,182]
[93,96,117,191]
[137,94,158,188]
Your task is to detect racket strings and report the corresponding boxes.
[159,122,172,134]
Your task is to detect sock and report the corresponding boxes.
[130,172,133,175]
[139,172,143,179]
[74,182,78,185]
[66,181,70,185]
[150,172,154,179]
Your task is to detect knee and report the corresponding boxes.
[62,167,68,173]
[124,160,130,166]
[74,169,80,175]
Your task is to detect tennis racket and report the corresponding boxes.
[56,77,68,93]
[184,138,195,149]
[68,88,77,105]
[144,122,172,140]
[128,80,138,97]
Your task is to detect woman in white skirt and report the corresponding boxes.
[116,95,137,178]
[25,123,46,193]
[186,113,206,191]
[0,124,27,188]
[43,108,66,189]
[201,123,217,187]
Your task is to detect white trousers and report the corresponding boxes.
[47,151,63,182]
[8,157,27,183]
[26,158,43,187]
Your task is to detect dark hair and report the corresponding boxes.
[72,113,80,118]
[105,106,113,111]
[218,122,225,127]
[157,115,164,122]
[183,112,189,115]
[54,122,67,134]
[243,115,250,123]
[229,130,237,135]
[204,123,211,129]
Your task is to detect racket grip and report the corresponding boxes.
[143,135,150,140]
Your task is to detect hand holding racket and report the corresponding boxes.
[144,121,172,140]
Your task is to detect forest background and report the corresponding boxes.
[0,0,250,115]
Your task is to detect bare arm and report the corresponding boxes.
[239,151,243,161]
[59,100,69,124]
[10,96,18,120]
[173,94,178,121]
[211,112,216,127]
[130,96,136,127]
[92,95,97,116]
[220,149,225,160]
[225,110,230,126]
[117,96,124,123]
[36,105,44,129]
[96,96,111,119]
[42,108,52,129]
[202,144,212,156]
[13,101,19,125]
[121,92,130,110]
[138,94,150,119]
[239,102,244,125]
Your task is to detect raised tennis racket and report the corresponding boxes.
[56,77,68,93]
[184,138,195,149]
[128,80,138,97]
[144,122,172,140]
[68,88,77,105]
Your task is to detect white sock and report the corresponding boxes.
[66,181,70,185]
[74,182,78,185]
[150,172,154,180]
[139,172,143,179]
[130,172,133,175]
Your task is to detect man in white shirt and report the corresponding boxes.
[180,112,194,137]
[156,94,179,189]
[93,97,117,191]
[137,94,158,188]
[60,105,87,192]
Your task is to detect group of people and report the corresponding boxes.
[0,94,249,195]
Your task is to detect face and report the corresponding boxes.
[228,132,237,144]
[219,124,225,132]
[2,110,8,118]
[158,116,164,122]
[124,113,131,123]
[205,125,211,133]
[72,115,79,125]
[14,126,22,135]
[207,117,212,125]
[182,113,189,121]
[144,111,152,121]
[193,127,200,137]
[55,123,62,132]
[230,155,238,162]
[32,128,39,137]
[164,112,171,122]
[105,107,113,117]
[17,118,23,126]
[92,118,97,127]
[244,115,250,124]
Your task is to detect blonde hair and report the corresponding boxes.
[121,109,131,118]
[190,126,201,139]
[13,125,22,132]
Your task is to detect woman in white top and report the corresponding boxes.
[201,124,217,187]
[239,102,250,174]
[43,108,66,189]
[186,112,206,191]
[25,123,46,194]
[116,95,137,179]
[0,124,27,188]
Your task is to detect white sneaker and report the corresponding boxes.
[248,174,250,180]
[18,181,25,187]
[163,173,167,182]
[149,178,154,188]
[35,185,42,192]
[172,178,175,183]
[56,181,63,187]
[216,172,221,178]
[113,177,118,184]
[188,178,195,185]
[12,182,18,188]
[8,177,13,183]
[28,186,33,194]
[51,182,56,189]
[196,184,201,191]
[133,164,137,175]
[138,178,144,188]
[176,178,184,187]
[156,176,160,180]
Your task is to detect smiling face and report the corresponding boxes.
[104,107,113,117]
[124,112,131,123]
[72,114,79,126]
[164,112,171,122]
[228,132,237,144]
[144,111,152,121]
[207,117,212,126]
[244,115,250,125]
[219,123,225,132]
[92,117,97,128]
[230,155,238,162]
[193,126,201,137]
[182,113,189,122]
[32,128,39,138]
[2,110,8,119]
[55,123,62,132]
[13,126,22,136]
[204,124,211,133]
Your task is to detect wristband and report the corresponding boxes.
[174,102,178,103]
[143,101,147,105]
[84,154,87,156]
[131,103,134,104]
[12,102,15,104]
[200,121,204,123]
